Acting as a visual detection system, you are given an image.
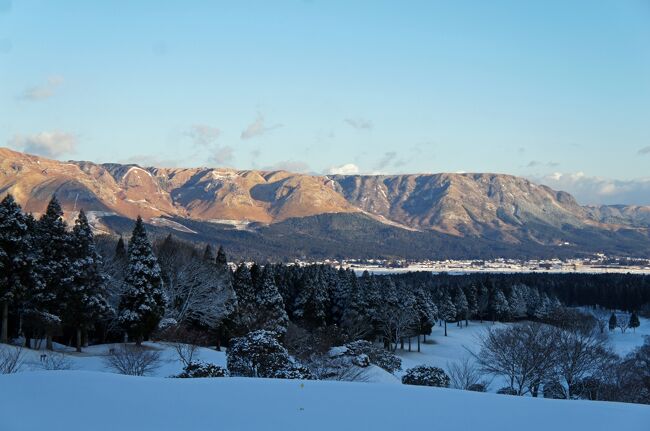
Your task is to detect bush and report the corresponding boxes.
[0,345,23,374]
[542,381,567,399]
[227,330,311,379]
[104,344,162,376]
[37,352,72,370]
[175,362,228,378]
[402,365,450,388]
[496,387,518,396]
[344,340,401,373]
[467,383,487,392]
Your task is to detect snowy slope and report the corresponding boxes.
[1,371,648,431]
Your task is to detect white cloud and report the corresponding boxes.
[240,113,282,140]
[209,146,235,165]
[8,131,77,158]
[327,163,360,175]
[638,146,650,155]
[344,117,373,130]
[534,172,650,206]
[18,76,64,101]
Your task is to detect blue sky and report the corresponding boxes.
[1,0,649,204]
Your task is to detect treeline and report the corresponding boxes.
[388,271,650,316]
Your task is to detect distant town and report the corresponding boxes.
[287,255,650,275]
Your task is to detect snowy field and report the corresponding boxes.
[395,317,650,382]
[1,371,648,431]
[1,318,648,430]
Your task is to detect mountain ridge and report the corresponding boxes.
[1,147,648,258]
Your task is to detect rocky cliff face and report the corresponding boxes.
[1,147,648,254]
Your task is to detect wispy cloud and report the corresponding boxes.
[241,113,282,140]
[184,124,234,166]
[327,163,360,175]
[344,117,373,130]
[186,124,221,146]
[638,146,650,155]
[18,76,64,101]
[8,131,77,158]
[535,172,650,205]
[527,160,559,168]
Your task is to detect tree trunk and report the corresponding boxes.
[76,328,82,353]
[465,319,468,327]
[444,320,447,337]
[46,334,53,351]
[408,337,411,352]
[83,328,89,347]
[400,337,404,350]
[1,301,8,343]
[417,335,421,352]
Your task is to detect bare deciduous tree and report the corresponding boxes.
[104,344,162,376]
[447,357,490,390]
[473,322,559,396]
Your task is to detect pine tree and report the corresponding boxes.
[215,245,228,270]
[203,244,215,262]
[477,284,489,323]
[232,263,256,333]
[0,195,37,343]
[340,273,372,340]
[629,312,640,333]
[438,290,456,337]
[292,267,329,329]
[609,313,617,332]
[65,210,112,351]
[413,286,437,350]
[252,266,289,337]
[453,287,469,327]
[35,196,72,349]
[115,236,126,260]
[490,288,510,322]
[118,216,166,345]
[464,284,478,325]
[508,286,527,319]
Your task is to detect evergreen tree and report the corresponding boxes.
[464,284,478,325]
[215,245,228,270]
[489,288,510,322]
[477,284,489,323]
[0,195,37,343]
[232,263,255,333]
[252,266,288,337]
[115,236,126,260]
[65,210,112,351]
[629,312,640,333]
[118,216,166,345]
[413,286,437,350]
[508,286,528,319]
[609,313,617,332]
[453,287,469,327]
[340,274,372,340]
[438,290,456,337]
[292,268,329,329]
[35,196,72,349]
[202,244,215,262]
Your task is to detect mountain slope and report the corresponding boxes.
[1,147,649,259]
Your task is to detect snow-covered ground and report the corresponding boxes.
[395,318,650,386]
[1,318,648,430]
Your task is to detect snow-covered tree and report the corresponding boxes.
[292,268,329,329]
[413,286,437,349]
[64,210,112,351]
[35,196,72,349]
[252,266,289,337]
[227,329,311,379]
[438,290,456,336]
[402,365,450,387]
[508,285,528,319]
[118,216,166,345]
[490,288,510,322]
[0,195,37,343]
[453,287,469,327]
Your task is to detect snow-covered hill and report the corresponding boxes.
[1,371,648,431]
